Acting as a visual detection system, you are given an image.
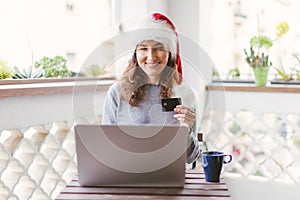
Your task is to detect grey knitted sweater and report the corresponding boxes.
[102,82,200,164]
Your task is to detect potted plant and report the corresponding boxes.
[271,53,300,84]
[244,22,289,86]
[227,67,240,80]
[273,64,293,81]
[34,55,72,78]
[0,59,15,79]
[13,65,43,79]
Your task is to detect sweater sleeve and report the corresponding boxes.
[186,121,201,164]
[101,83,120,124]
[173,83,201,164]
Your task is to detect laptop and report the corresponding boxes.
[74,124,189,187]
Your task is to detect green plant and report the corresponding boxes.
[83,64,107,77]
[244,22,289,68]
[212,68,220,79]
[13,66,43,79]
[227,67,240,79]
[34,55,72,78]
[0,59,15,79]
[272,63,293,81]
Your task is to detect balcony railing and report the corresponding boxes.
[0,78,113,199]
[202,83,300,199]
[1,79,300,199]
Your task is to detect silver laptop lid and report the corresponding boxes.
[75,124,189,187]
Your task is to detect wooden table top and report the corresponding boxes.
[55,169,231,200]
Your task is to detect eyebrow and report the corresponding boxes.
[137,44,148,47]
[137,43,166,48]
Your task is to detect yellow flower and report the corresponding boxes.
[276,22,289,37]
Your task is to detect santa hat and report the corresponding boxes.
[134,13,183,84]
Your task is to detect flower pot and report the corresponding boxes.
[253,67,269,86]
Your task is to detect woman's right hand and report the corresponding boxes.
[173,105,196,129]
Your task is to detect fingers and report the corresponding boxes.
[173,105,196,128]
[174,112,195,123]
[173,113,195,128]
[174,105,195,117]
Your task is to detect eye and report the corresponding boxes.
[154,45,167,52]
[136,47,149,52]
[156,47,167,51]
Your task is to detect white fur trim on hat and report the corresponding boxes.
[131,16,178,55]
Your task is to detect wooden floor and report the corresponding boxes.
[55,170,231,200]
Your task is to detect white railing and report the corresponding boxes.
[2,80,300,200]
[202,84,300,200]
[0,79,111,200]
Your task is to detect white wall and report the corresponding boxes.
[168,0,200,43]
[0,0,112,72]
[116,0,199,43]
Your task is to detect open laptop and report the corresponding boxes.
[74,124,189,187]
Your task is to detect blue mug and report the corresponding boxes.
[201,151,232,182]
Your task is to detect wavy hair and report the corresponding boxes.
[120,51,179,106]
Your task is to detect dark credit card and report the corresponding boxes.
[161,97,182,112]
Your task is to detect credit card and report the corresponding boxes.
[161,97,182,112]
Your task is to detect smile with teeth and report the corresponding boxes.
[145,62,160,68]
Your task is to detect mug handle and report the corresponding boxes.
[223,154,232,164]
[202,156,208,167]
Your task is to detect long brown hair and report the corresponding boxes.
[120,51,179,106]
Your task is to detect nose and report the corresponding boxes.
[146,48,157,60]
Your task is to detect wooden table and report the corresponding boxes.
[55,169,231,200]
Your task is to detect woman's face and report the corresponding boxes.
[136,40,169,84]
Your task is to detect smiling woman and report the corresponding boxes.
[101,13,201,164]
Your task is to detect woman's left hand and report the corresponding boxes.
[173,105,196,129]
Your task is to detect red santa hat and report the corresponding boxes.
[134,13,183,84]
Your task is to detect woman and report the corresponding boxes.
[102,13,200,164]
